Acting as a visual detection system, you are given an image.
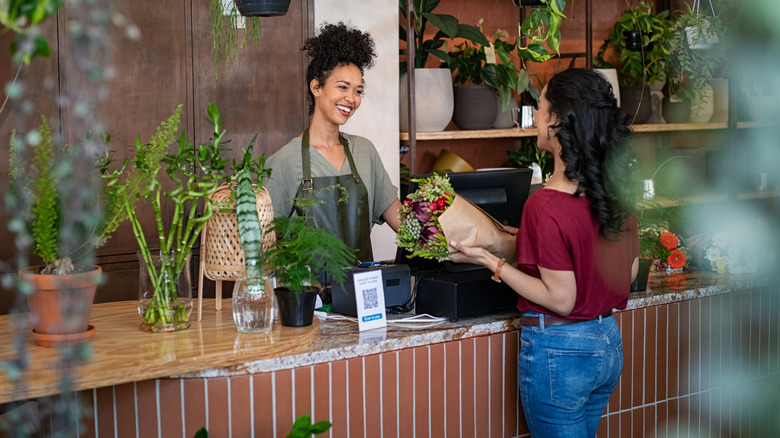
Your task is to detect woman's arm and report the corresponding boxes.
[381,198,403,233]
[448,241,577,316]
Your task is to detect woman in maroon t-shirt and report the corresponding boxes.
[450,68,638,437]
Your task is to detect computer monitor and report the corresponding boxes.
[395,167,534,272]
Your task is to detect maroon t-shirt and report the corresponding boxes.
[515,188,638,319]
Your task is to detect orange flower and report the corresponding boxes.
[667,249,687,270]
[660,232,679,250]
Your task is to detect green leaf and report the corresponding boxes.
[310,421,333,434]
[422,12,458,39]
[456,24,490,46]
[193,427,208,438]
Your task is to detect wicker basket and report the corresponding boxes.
[197,183,275,320]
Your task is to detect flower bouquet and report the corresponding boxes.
[702,219,774,275]
[396,174,518,264]
[639,226,688,271]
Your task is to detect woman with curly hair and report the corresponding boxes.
[265,22,402,266]
[449,68,639,437]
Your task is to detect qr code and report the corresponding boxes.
[362,287,378,309]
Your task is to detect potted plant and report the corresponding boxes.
[398,0,489,132]
[9,117,104,347]
[664,0,731,121]
[209,0,262,81]
[593,1,673,124]
[100,103,230,332]
[260,188,356,327]
[448,26,520,130]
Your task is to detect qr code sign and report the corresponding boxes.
[362,287,378,309]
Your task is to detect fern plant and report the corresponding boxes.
[261,187,356,293]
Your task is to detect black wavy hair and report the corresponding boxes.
[544,68,635,239]
[302,22,377,115]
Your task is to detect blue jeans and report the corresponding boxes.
[519,311,623,437]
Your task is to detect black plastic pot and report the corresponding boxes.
[630,259,652,292]
[275,287,318,327]
[452,85,498,130]
[513,0,545,6]
[662,97,691,123]
[620,85,652,124]
[235,0,291,17]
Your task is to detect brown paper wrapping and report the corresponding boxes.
[438,195,518,266]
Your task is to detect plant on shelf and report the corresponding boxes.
[449,26,519,112]
[503,139,553,181]
[664,0,732,116]
[593,1,672,88]
[209,0,262,81]
[398,0,489,72]
[100,103,230,332]
[260,187,356,327]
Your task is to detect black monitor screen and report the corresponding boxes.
[395,167,533,271]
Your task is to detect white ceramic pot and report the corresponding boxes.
[689,86,715,123]
[492,97,518,129]
[710,78,729,123]
[400,68,454,132]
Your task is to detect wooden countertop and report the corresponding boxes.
[0,300,318,403]
[0,270,764,404]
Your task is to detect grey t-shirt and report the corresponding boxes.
[264,132,398,227]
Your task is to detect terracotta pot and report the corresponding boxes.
[274,287,318,327]
[20,265,101,346]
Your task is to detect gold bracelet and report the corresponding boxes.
[492,258,505,283]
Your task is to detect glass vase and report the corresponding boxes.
[137,250,193,332]
[232,277,274,334]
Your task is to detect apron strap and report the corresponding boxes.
[301,129,362,186]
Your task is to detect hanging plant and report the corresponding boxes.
[209,0,262,81]
[1,0,64,64]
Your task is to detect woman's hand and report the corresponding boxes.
[448,241,494,269]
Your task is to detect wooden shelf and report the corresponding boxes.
[399,122,750,142]
[399,127,538,141]
[653,190,779,208]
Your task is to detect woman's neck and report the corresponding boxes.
[307,113,342,148]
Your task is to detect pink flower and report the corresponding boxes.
[421,224,442,242]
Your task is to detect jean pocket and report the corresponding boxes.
[548,349,605,409]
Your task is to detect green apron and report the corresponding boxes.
[294,129,373,264]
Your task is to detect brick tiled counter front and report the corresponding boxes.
[5,271,778,437]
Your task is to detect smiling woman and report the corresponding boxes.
[263,21,403,283]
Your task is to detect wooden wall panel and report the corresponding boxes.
[0,0,313,313]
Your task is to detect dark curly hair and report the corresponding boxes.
[544,68,636,240]
[302,22,377,115]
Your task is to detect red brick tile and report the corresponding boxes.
[380,352,398,438]
[363,355,382,438]
[413,345,430,437]
[489,334,504,438]
[657,401,668,437]
[632,310,645,409]
[620,411,631,438]
[619,310,634,411]
[293,366,312,422]
[657,304,668,402]
[251,372,274,436]
[460,338,476,436]
[347,357,364,437]
[668,303,680,398]
[679,300,692,396]
[135,379,158,438]
[94,386,115,438]
[632,407,643,437]
[329,361,348,438]
[158,379,184,438]
[607,412,620,438]
[398,349,415,438]
[474,336,490,436]
[229,375,251,437]
[503,331,520,437]
[644,306,657,405]
[668,397,680,436]
[205,377,229,438]
[313,363,331,434]
[689,299,702,394]
[183,378,206,437]
[274,369,294,436]
[444,341,460,438]
[113,383,136,438]
[644,404,656,436]
[429,343,445,437]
